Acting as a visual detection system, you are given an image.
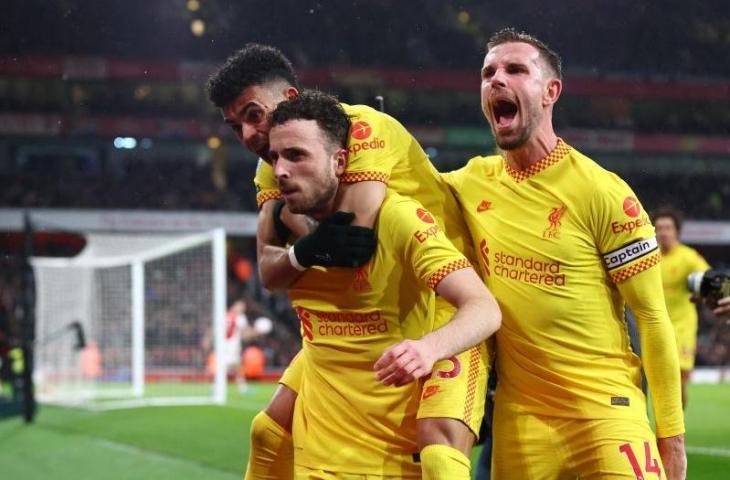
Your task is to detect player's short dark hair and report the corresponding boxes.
[206,43,300,108]
[487,28,562,79]
[270,90,351,150]
[652,207,684,232]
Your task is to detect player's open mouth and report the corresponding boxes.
[492,99,518,129]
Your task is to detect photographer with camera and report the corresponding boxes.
[653,208,730,409]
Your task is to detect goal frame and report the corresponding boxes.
[30,229,227,408]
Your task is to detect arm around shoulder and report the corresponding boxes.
[374,266,500,387]
[256,200,308,291]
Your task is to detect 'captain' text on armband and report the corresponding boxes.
[602,237,658,270]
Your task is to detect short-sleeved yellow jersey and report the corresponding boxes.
[290,192,472,476]
[254,102,475,262]
[443,139,662,421]
[661,243,709,330]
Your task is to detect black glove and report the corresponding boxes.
[292,211,376,268]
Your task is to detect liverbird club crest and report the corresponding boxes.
[543,205,567,239]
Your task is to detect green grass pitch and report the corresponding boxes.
[1,383,729,479]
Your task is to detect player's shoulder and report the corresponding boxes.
[340,102,410,146]
[380,191,425,216]
[340,102,385,123]
[677,243,703,260]
[377,192,446,258]
[443,154,502,187]
[566,146,634,197]
[378,192,434,231]
[564,146,613,183]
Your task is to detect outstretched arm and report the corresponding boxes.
[617,265,686,480]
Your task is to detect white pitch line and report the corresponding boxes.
[94,438,239,479]
[686,446,730,458]
[48,398,264,412]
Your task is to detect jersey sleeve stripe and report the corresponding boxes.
[609,251,662,284]
[462,345,482,427]
[426,258,471,290]
[256,191,283,209]
[340,171,390,184]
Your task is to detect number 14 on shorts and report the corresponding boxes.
[619,441,662,479]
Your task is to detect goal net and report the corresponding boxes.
[31,229,227,409]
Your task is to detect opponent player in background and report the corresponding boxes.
[268,91,500,479]
[443,29,687,479]
[653,208,710,408]
[206,45,488,479]
[223,300,250,393]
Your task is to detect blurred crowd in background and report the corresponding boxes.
[1,0,730,372]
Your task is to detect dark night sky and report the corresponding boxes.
[3,0,729,76]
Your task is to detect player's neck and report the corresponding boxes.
[503,128,558,171]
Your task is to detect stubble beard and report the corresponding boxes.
[290,163,339,218]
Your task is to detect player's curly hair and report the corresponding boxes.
[206,43,300,108]
[270,90,351,150]
[487,28,563,79]
[652,207,684,233]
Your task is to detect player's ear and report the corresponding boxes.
[334,148,348,176]
[543,78,562,107]
[285,86,299,100]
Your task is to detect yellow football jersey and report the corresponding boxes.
[661,243,709,331]
[253,102,475,262]
[661,243,710,370]
[443,139,664,422]
[290,192,472,476]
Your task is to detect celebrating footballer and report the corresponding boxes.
[201,26,716,480]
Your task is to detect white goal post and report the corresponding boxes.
[31,229,227,408]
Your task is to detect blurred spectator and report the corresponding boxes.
[2,159,729,219]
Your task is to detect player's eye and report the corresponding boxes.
[482,67,495,79]
[245,109,264,124]
[288,149,306,161]
[507,64,528,74]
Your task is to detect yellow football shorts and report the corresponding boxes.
[673,322,698,371]
[492,401,664,479]
[295,465,419,479]
[417,300,489,437]
[279,350,305,393]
